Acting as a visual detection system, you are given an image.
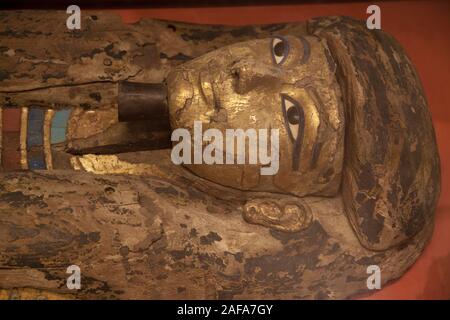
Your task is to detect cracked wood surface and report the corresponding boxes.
[0,11,440,299]
[0,11,306,108]
[0,150,434,299]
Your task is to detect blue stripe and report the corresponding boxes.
[28,151,46,170]
[51,109,71,144]
[27,108,44,147]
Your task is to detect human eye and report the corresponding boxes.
[281,94,305,171]
[271,36,290,65]
[281,94,304,143]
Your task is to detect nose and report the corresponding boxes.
[231,60,255,95]
[231,60,281,95]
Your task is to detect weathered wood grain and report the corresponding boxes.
[0,150,433,299]
[0,11,440,299]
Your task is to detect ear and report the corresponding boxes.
[243,198,312,232]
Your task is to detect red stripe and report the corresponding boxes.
[2,108,21,132]
[2,132,21,171]
[2,108,22,171]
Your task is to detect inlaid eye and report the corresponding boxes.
[271,36,289,65]
[281,94,305,171]
[287,106,300,125]
[281,94,304,143]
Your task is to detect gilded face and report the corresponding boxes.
[166,35,345,197]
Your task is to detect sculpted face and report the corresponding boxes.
[167,35,345,197]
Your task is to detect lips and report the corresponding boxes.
[199,71,216,107]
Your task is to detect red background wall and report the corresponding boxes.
[107,0,450,299]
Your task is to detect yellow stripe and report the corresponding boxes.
[20,107,28,170]
[43,109,54,170]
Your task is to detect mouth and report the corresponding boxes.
[167,67,228,127]
[199,71,219,109]
[166,69,195,117]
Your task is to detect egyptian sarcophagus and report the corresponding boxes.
[0,11,440,299]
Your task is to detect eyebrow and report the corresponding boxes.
[299,36,311,65]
